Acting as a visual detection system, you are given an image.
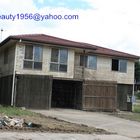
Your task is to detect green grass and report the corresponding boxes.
[0,105,36,116]
[118,113,140,122]
[110,104,140,122]
[133,104,140,113]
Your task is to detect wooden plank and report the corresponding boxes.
[0,75,13,105]
[15,74,52,109]
[84,96,117,98]
[82,80,117,111]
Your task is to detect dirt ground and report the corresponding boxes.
[0,113,111,135]
[33,109,140,138]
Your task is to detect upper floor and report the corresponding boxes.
[0,34,139,85]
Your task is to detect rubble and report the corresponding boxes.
[0,116,41,129]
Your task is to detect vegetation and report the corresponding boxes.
[135,61,140,83]
[133,104,140,113]
[110,104,140,122]
[133,100,140,115]
[0,105,37,116]
[135,91,140,99]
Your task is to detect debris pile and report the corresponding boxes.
[0,116,41,129]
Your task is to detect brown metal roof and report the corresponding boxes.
[0,34,139,59]
[3,34,97,50]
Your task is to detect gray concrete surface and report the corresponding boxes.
[0,132,135,140]
[33,109,140,139]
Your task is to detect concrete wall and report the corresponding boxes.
[74,54,135,84]
[0,45,15,77]
[15,43,75,79]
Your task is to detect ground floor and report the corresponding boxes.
[0,74,133,111]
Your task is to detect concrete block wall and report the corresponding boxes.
[0,46,15,77]
[0,42,135,85]
[74,54,135,84]
[15,43,75,79]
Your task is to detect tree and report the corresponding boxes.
[135,61,140,82]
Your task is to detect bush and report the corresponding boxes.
[135,91,140,99]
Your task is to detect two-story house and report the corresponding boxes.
[0,34,139,111]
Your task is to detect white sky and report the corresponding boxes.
[0,0,140,56]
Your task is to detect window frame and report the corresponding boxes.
[119,59,127,73]
[80,55,97,70]
[112,59,119,71]
[23,44,43,70]
[50,48,68,72]
[111,58,127,73]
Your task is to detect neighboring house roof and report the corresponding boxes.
[0,34,139,60]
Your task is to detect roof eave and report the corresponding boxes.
[0,36,139,60]
[7,37,97,50]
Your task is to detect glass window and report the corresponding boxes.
[87,55,97,69]
[112,59,127,73]
[50,63,59,71]
[24,45,42,70]
[23,60,33,69]
[80,55,96,70]
[119,59,127,72]
[112,59,119,71]
[34,62,42,70]
[50,48,68,72]
[80,55,88,67]
[25,45,33,59]
[51,48,59,62]
[60,49,68,64]
[34,46,42,62]
[60,64,67,72]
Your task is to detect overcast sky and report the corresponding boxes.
[0,0,140,56]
